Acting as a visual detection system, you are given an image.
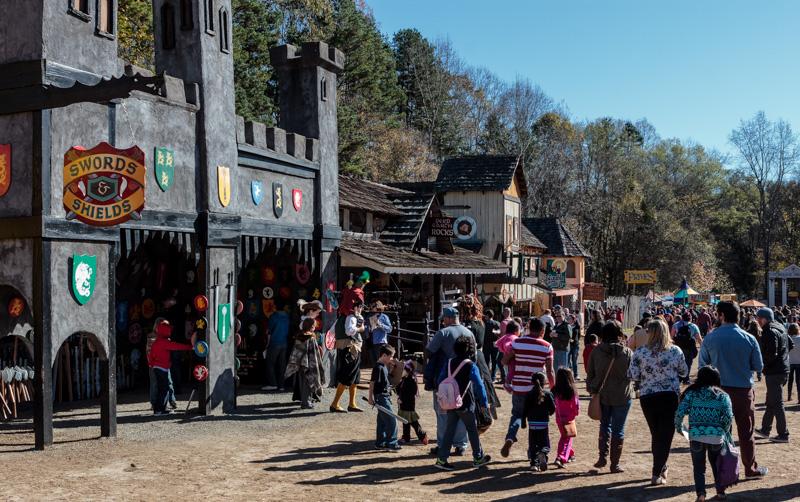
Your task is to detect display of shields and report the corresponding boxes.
[193,340,209,358]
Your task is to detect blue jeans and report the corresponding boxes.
[492,350,506,382]
[438,406,484,462]
[375,394,398,447]
[505,393,528,442]
[434,392,467,450]
[554,350,569,371]
[690,441,722,497]
[600,400,632,440]
[153,368,171,413]
[569,344,580,377]
[150,368,175,412]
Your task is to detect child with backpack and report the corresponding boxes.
[397,360,428,445]
[552,368,580,468]
[434,336,492,471]
[674,366,734,502]
[525,372,556,471]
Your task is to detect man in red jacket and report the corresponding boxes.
[148,320,193,415]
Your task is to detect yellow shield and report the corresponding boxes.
[217,165,231,207]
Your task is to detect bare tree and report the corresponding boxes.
[498,77,554,159]
[730,111,800,298]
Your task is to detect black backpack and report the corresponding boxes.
[674,324,696,354]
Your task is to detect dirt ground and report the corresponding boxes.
[3,363,800,502]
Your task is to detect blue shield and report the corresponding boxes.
[251,180,264,205]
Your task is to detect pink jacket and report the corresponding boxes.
[495,333,518,354]
[555,395,580,425]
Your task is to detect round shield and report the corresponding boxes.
[195,316,208,331]
[247,288,254,299]
[235,358,241,371]
[262,287,274,300]
[194,340,209,358]
[235,332,242,348]
[7,296,25,318]
[247,323,258,338]
[278,287,291,300]
[261,266,276,285]
[193,364,209,382]
[193,294,209,312]
[128,323,143,344]
[235,318,242,333]
[141,298,156,319]
[235,300,244,315]
[295,264,311,285]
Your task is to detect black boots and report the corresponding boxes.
[594,433,609,468]
[610,437,625,473]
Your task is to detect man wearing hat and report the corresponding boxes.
[425,306,475,457]
[754,307,794,443]
[368,301,393,364]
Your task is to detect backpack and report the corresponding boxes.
[675,324,696,354]
[437,358,472,411]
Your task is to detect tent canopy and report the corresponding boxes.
[740,299,766,308]
[674,277,699,299]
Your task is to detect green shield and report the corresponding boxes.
[217,303,231,343]
[71,254,97,305]
[154,147,174,192]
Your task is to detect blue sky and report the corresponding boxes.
[368,0,800,159]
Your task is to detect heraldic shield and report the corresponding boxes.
[217,165,231,207]
[155,147,174,192]
[71,254,97,305]
[251,180,264,205]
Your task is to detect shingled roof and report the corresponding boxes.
[522,218,590,257]
[379,193,435,248]
[520,224,547,250]
[435,155,523,193]
[339,175,410,216]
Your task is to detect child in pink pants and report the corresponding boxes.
[552,368,579,468]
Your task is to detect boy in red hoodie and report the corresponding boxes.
[148,320,193,415]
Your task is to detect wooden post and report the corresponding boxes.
[34,238,54,450]
[101,243,117,438]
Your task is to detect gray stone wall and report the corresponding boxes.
[48,240,112,361]
[204,246,236,413]
[0,239,34,313]
[0,0,44,64]
[231,167,313,225]
[0,113,34,218]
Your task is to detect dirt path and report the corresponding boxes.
[2,371,800,501]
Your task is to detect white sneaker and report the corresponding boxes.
[261,385,277,391]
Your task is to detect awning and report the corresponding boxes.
[339,237,508,275]
[552,288,578,297]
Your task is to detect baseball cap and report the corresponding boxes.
[440,306,458,320]
[756,307,775,322]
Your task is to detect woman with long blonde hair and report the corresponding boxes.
[628,319,689,486]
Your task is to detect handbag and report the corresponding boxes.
[588,355,616,421]
[715,439,740,491]
[563,420,577,438]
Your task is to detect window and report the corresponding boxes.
[68,0,91,21]
[349,210,366,233]
[205,0,215,34]
[96,0,114,37]
[320,77,328,101]
[180,0,193,30]
[566,260,576,278]
[161,3,176,50]
[218,7,230,53]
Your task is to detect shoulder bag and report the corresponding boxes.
[588,355,616,421]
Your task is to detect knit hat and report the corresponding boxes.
[756,307,775,322]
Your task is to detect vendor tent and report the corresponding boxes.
[740,299,766,308]
[674,278,699,304]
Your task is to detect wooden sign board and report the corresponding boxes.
[583,282,606,302]
[431,217,454,237]
[624,269,657,284]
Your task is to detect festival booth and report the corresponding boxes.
[674,278,700,306]
[0,1,343,448]
[337,176,508,361]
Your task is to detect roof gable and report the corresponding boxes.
[435,155,521,193]
[522,218,590,257]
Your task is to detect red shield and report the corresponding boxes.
[0,144,10,198]
[292,189,303,211]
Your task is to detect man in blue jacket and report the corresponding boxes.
[698,301,767,478]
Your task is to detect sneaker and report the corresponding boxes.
[453,447,465,457]
[745,466,769,478]
[530,463,540,472]
[567,454,576,463]
[386,443,402,451]
[168,400,178,410]
[261,385,277,391]
[554,458,565,469]
[651,475,666,486]
[536,452,548,471]
[154,410,171,416]
[770,434,790,443]
[473,455,492,468]
[375,443,386,450]
[753,428,769,439]
[434,459,455,471]
[501,439,514,458]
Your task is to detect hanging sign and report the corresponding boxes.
[272,182,284,218]
[624,269,657,285]
[217,303,231,343]
[545,272,566,289]
[583,282,607,302]
[0,143,10,198]
[453,215,477,240]
[217,165,231,207]
[292,189,303,212]
[251,180,264,205]
[71,254,97,305]
[63,142,145,226]
[431,217,455,237]
[154,147,174,192]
